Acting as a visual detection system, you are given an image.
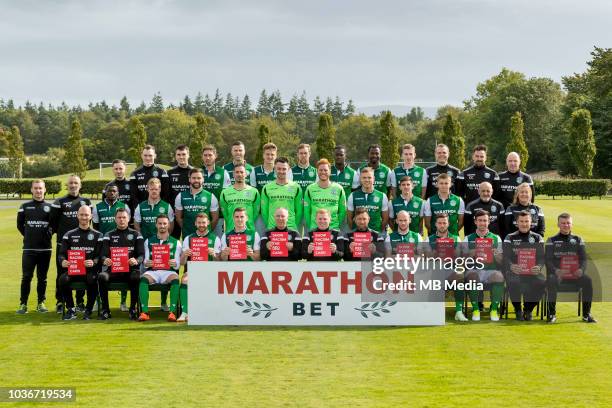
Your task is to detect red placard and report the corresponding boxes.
[436,237,456,259]
[190,237,209,262]
[152,244,171,269]
[517,248,537,275]
[396,243,415,258]
[353,231,372,258]
[110,247,129,273]
[229,234,247,260]
[269,232,288,258]
[67,250,86,276]
[313,231,332,257]
[560,254,580,280]
[475,238,493,264]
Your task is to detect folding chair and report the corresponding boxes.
[541,281,582,319]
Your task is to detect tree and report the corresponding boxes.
[238,95,252,120]
[379,111,400,168]
[149,92,164,113]
[568,109,597,178]
[181,95,195,115]
[62,119,87,178]
[257,90,269,117]
[406,107,425,124]
[313,96,325,115]
[254,122,271,165]
[345,99,356,117]
[442,113,466,169]
[506,112,529,172]
[127,117,147,165]
[7,126,25,178]
[316,113,336,160]
[119,96,131,115]
[189,113,210,168]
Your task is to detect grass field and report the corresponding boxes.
[1,199,610,407]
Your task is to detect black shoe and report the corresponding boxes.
[582,314,597,323]
[523,311,533,321]
[98,311,111,320]
[547,315,557,324]
[56,303,64,314]
[82,310,92,320]
[62,308,77,320]
[129,309,138,321]
[76,303,86,313]
[515,310,524,321]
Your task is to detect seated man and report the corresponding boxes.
[302,209,344,261]
[503,210,546,321]
[216,207,261,261]
[139,214,182,322]
[260,208,302,261]
[384,210,423,258]
[344,208,384,261]
[99,208,144,320]
[462,210,504,322]
[545,213,596,323]
[58,205,103,321]
[179,213,218,322]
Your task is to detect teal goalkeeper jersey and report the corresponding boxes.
[261,181,303,230]
[219,185,260,233]
[303,182,347,230]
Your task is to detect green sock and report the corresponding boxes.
[454,290,464,312]
[161,289,168,305]
[139,278,149,313]
[180,284,188,314]
[120,290,127,304]
[490,282,504,312]
[469,290,479,311]
[169,280,179,313]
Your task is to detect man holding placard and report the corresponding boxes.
[139,214,182,322]
[302,209,344,261]
[57,205,103,321]
[179,213,218,322]
[384,211,423,258]
[99,208,144,320]
[503,210,546,321]
[260,208,302,261]
[216,208,261,261]
[344,208,384,260]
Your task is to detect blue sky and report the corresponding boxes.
[1,0,610,108]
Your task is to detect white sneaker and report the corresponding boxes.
[160,303,170,312]
[472,310,481,321]
[92,301,99,312]
[120,302,128,312]
[177,312,188,322]
[454,311,468,321]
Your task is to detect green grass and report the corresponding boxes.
[1,199,611,407]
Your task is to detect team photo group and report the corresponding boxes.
[16,141,597,325]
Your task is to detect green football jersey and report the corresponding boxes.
[303,182,347,231]
[385,230,423,254]
[218,229,260,261]
[93,199,127,234]
[219,185,260,233]
[202,165,230,200]
[393,164,427,197]
[464,231,502,269]
[358,163,393,194]
[291,164,317,193]
[183,230,218,261]
[330,164,357,199]
[424,194,464,236]
[135,199,174,240]
[347,189,388,233]
[175,189,218,238]
[250,165,276,192]
[145,234,181,271]
[223,162,254,184]
[390,195,423,234]
[261,181,303,231]
[427,233,460,258]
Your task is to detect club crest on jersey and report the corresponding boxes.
[43,205,50,213]
[125,184,130,190]
[345,173,351,180]
[331,190,338,196]
[153,170,159,177]
[516,177,523,183]
[413,202,419,209]
[202,197,208,203]
[409,237,415,243]
[159,207,166,213]
[308,170,315,177]
[491,205,497,212]
[414,171,420,177]
[373,196,380,203]
[127,234,134,240]
[484,173,490,179]
[87,233,94,241]
[215,174,221,180]
[378,171,384,178]
[80,201,86,206]
[530,208,536,214]
[529,236,535,243]
[450,200,456,206]
[447,171,453,176]
[570,238,577,244]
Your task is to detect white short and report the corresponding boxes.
[466,269,502,282]
[255,215,266,236]
[143,270,178,284]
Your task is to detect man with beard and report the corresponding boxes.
[175,168,219,239]
[355,144,394,197]
[464,181,504,236]
[168,145,194,239]
[456,145,500,204]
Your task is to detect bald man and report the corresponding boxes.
[464,181,505,236]
[496,152,535,209]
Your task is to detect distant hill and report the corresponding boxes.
[356,105,438,119]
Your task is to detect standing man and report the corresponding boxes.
[291,144,317,194]
[219,162,260,234]
[50,175,92,313]
[545,213,596,323]
[355,144,394,197]
[423,173,464,237]
[168,145,194,239]
[464,182,505,237]
[93,182,129,234]
[224,141,254,184]
[250,143,278,192]
[174,168,219,239]
[425,144,460,199]
[57,205,103,321]
[129,145,170,210]
[261,157,302,232]
[201,144,231,202]
[347,167,389,234]
[303,159,347,232]
[456,145,500,205]
[330,145,357,200]
[393,144,427,199]
[16,180,53,314]
[134,178,175,241]
[389,176,424,234]
[106,159,132,212]
[497,152,535,209]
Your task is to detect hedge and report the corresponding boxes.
[533,179,611,199]
[80,180,114,198]
[0,179,62,197]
